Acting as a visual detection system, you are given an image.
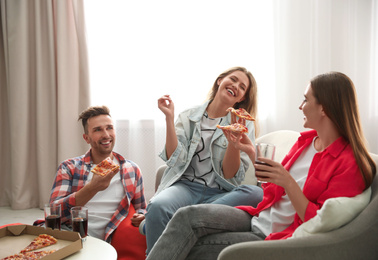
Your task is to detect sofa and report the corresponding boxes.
[151,130,378,259]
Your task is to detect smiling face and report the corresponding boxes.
[299,84,324,129]
[83,114,115,162]
[215,70,250,106]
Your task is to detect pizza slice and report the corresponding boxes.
[227,107,255,121]
[20,234,57,253]
[2,250,56,260]
[216,123,248,134]
[91,157,120,176]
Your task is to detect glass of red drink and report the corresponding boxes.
[255,143,276,183]
[44,203,61,230]
[71,206,88,241]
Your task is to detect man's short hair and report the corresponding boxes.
[78,106,111,134]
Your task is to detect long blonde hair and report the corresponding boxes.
[311,72,376,188]
[207,66,259,137]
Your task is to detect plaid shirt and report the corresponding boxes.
[49,150,146,241]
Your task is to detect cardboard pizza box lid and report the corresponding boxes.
[0,225,82,259]
[6,225,26,236]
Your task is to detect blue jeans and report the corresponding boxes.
[146,204,266,260]
[145,180,263,255]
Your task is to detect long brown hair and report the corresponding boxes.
[311,72,376,188]
[207,66,259,136]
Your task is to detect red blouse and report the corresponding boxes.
[236,130,365,240]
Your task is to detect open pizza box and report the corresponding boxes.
[0,225,82,259]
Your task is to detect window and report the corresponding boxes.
[84,0,275,121]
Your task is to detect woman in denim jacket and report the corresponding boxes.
[144,67,264,255]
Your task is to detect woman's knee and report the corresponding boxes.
[146,197,171,222]
[238,185,263,198]
[173,205,196,220]
[172,205,206,226]
[146,194,190,223]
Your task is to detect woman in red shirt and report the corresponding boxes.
[145,72,376,260]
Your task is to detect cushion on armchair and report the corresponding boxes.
[291,187,371,238]
[111,204,147,260]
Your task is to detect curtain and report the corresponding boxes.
[84,0,276,201]
[113,120,166,201]
[269,0,378,153]
[0,0,90,209]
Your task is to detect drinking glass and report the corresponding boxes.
[255,143,276,183]
[71,206,88,241]
[44,203,61,230]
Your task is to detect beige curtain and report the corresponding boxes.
[0,0,90,210]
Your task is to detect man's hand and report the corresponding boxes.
[89,170,117,191]
[131,213,145,227]
[75,171,117,206]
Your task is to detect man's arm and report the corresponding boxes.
[74,170,117,206]
[50,162,78,223]
[50,159,117,223]
[129,164,147,226]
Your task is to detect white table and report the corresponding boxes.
[65,236,117,259]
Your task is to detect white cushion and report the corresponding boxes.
[291,187,371,238]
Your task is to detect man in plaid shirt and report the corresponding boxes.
[49,106,146,242]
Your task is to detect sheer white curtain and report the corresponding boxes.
[271,0,378,152]
[85,0,275,122]
[84,0,378,200]
[84,0,276,200]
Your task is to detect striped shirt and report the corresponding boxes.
[49,150,146,241]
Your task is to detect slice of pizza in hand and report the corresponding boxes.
[217,123,248,134]
[20,234,57,253]
[91,157,120,177]
[227,107,255,121]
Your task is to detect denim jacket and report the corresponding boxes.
[156,101,256,196]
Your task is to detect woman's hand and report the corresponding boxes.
[230,113,246,125]
[158,95,177,159]
[223,130,255,162]
[255,157,309,221]
[254,157,295,189]
[158,95,174,120]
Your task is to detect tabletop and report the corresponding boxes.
[65,236,117,259]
